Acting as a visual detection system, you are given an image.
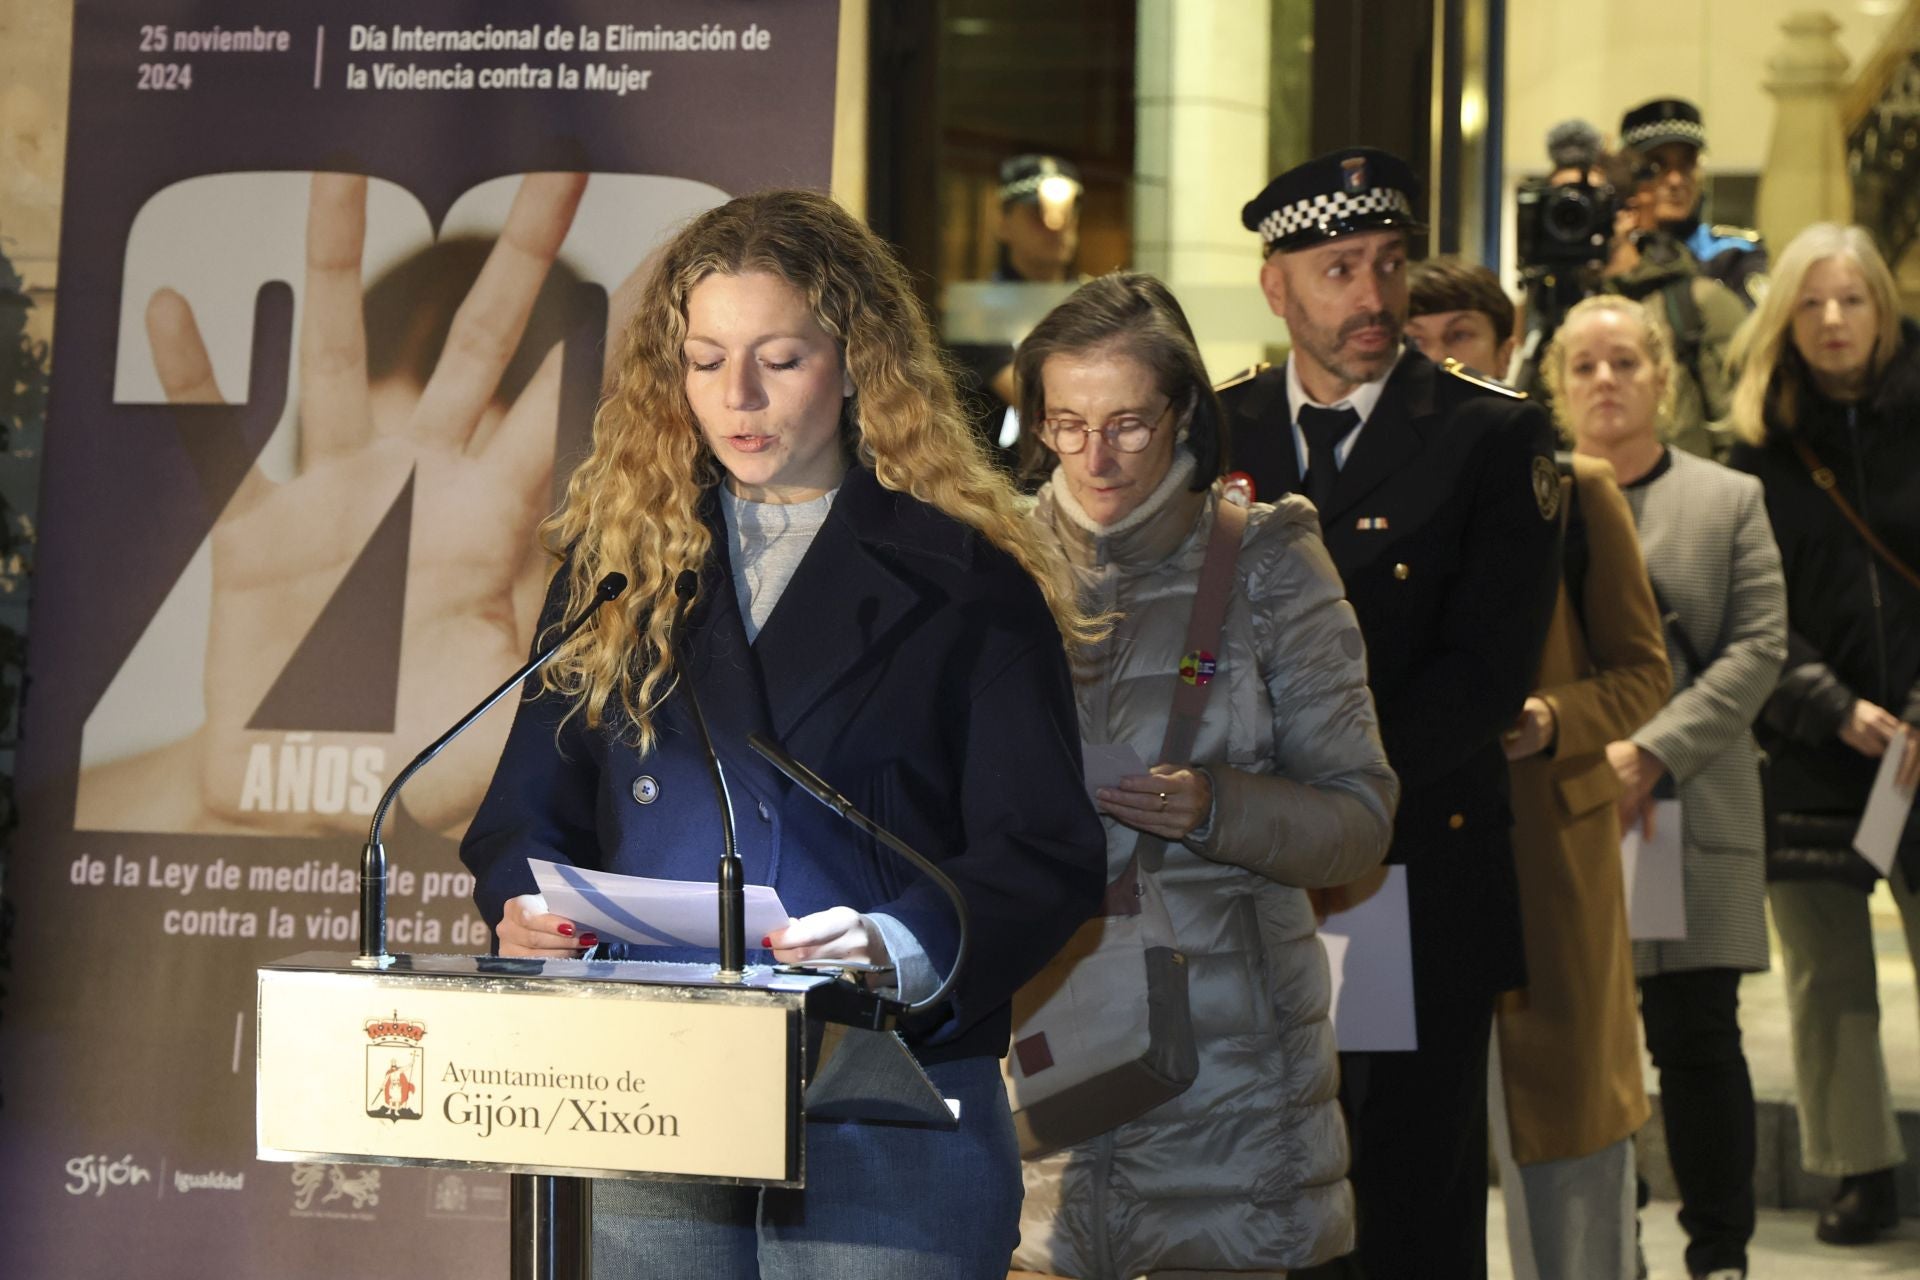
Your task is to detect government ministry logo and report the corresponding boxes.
[365,1013,426,1121]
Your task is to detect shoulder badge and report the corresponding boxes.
[1709,224,1763,245]
[1212,362,1271,393]
[1439,356,1527,399]
[1532,455,1562,521]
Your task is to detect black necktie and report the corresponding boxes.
[1298,405,1359,515]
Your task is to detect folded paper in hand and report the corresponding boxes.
[528,859,791,948]
[1081,741,1148,801]
[1620,799,1687,941]
[1855,732,1917,878]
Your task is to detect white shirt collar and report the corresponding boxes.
[1284,352,1395,428]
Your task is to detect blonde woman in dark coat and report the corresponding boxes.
[1727,223,1920,1248]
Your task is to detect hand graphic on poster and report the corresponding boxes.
[78,172,604,837]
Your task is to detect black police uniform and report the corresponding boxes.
[1621,97,1770,308]
[1228,148,1563,1280]
[948,154,1085,480]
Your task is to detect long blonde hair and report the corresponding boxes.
[1539,294,1677,439]
[540,189,1098,751]
[1727,222,1902,445]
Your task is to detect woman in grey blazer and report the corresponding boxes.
[1544,294,1787,1280]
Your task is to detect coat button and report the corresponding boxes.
[1448,812,1465,830]
[631,775,660,805]
[757,800,772,823]
[1393,562,1410,580]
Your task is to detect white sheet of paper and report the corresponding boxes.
[528,859,791,949]
[1317,866,1417,1052]
[1081,741,1149,800]
[1855,732,1917,877]
[1620,799,1687,941]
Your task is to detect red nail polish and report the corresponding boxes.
[578,933,599,947]
[760,936,773,948]
[556,922,575,938]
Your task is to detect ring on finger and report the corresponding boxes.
[1158,792,1169,811]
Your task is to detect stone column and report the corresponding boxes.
[1135,0,1272,378]
[831,0,869,219]
[1757,11,1854,251]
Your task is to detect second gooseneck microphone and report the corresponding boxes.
[672,570,747,977]
[358,570,628,965]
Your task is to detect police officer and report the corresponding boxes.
[1217,147,1562,1280]
[1620,97,1769,307]
[948,154,1086,476]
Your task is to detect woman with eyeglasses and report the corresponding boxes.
[1007,273,1397,1278]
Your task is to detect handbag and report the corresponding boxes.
[1001,490,1248,1160]
[1766,808,1880,893]
[1759,436,1914,890]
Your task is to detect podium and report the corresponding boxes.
[256,950,951,1278]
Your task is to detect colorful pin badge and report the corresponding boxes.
[1224,471,1256,505]
[1179,650,1217,686]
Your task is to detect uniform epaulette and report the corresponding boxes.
[1709,224,1763,244]
[1439,357,1527,398]
[1212,362,1270,393]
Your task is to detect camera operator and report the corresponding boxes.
[1514,120,1745,460]
[1620,97,1769,308]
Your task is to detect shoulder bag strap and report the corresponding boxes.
[1790,435,1920,596]
[1132,492,1249,875]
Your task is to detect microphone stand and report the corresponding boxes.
[354,571,627,967]
[343,569,624,1280]
[747,732,971,1016]
[672,571,746,979]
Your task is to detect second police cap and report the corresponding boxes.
[1619,98,1706,153]
[1241,147,1425,254]
[998,154,1084,205]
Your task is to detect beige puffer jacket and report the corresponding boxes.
[1015,453,1398,1277]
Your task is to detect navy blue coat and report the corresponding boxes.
[461,466,1107,1064]
[1219,350,1561,998]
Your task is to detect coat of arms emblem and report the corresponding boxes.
[365,1013,426,1121]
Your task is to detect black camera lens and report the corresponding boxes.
[1546,188,1595,243]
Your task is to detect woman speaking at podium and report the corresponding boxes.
[459,188,1107,1277]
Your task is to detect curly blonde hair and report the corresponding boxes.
[1539,294,1678,439]
[539,189,1098,752]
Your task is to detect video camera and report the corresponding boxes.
[1514,172,1618,273]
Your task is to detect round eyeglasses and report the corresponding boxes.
[1039,402,1171,455]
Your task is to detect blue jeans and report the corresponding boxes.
[592,1056,1021,1279]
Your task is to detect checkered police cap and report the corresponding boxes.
[1242,147,1425,253]
[998,154,1083,206]
[1619,98,1706,153]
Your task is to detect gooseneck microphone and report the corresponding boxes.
[670,570,746,978]
[355,571,628,966]
[747,732,972,1015]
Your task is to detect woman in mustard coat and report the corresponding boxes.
[1492,451,1671,1280]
